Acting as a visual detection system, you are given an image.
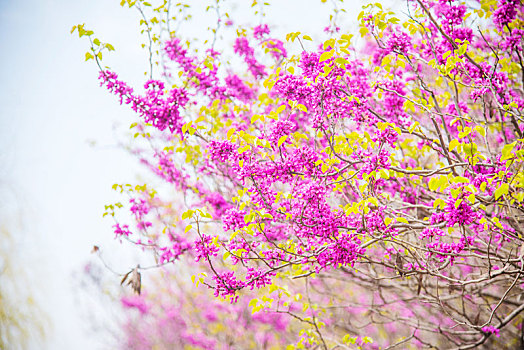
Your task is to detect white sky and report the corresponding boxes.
[0,0,397,348]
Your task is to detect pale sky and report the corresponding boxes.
[0,0,387,348]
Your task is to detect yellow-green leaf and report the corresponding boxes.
[449,139,460,152]
[319,50,334,62]
[501,142,516,161]
[278,135,288,147]
[494,183,509,199]
[227,128,236,139]
[396,217,409,224]
[453,176,470,184]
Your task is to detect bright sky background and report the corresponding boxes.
[0,0,396,348]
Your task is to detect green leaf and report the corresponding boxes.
[429,177,439,191]
[474,125,486,137]
[296,104,308,112]
[227,128,236,139]
[335,57,349,67]
[276,105,286,114]
[204,60,213,70]
[396,217,409,224]
[278,135,288,147]
[389,17,399,24]
[453,176,470,184]
[319,50,334,62]
[244,212,253,224]
[494,183,509,199]
[434,198,446,209]
[449,139,460,152]
[462,142,477,156]
[501,142,516,161]
[223,251,230,261]
[458,43,467,55]
[363,336,373,344]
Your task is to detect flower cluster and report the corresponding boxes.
[225,74,255,102]
[165,37,227,100]
[99,71,188,134]
[385,30,411,53]
[493,0,520,30]
[482,325,501,337]
[234,37,266,78]
[194,235,220,262]
[113,223,132,237]
[253,24,270,39]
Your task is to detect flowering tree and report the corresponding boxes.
[76,0,524,348]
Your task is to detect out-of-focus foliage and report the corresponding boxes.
[119,268,295,349]
[0,214,46,349]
